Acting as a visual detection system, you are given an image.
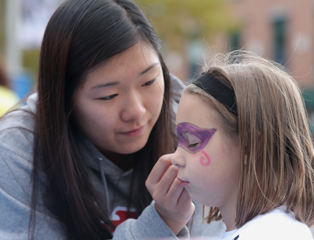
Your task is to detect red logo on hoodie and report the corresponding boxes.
[110,206,136,233]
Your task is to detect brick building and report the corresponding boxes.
[221,0,314,112]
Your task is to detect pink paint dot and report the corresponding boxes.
[200,151,210,166]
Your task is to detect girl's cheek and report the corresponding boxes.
[199,150,211,166]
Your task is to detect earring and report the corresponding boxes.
[244,156,247,165]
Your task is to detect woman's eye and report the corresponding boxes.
[188,142,200,148]
[99,94,118,100]
[142,78,156,87]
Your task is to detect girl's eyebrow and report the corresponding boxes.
[140,63,159,75]
[90,63,160,91]
[90,81,119,90]
[175,122,203,129]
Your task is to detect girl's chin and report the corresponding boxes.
[117,141,148,154]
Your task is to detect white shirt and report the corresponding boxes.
[221,206,313,240]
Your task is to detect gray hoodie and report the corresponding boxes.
[0,75,225,240]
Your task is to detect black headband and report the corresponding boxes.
[192,73,237,115]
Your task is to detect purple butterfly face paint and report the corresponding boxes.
[176,122,216,154]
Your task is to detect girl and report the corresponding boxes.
[171,50,314,240]
[0,0,224,239]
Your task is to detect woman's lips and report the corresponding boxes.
[177,177,189,187]
[121,126,144,137]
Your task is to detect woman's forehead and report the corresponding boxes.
[82,43,161,87]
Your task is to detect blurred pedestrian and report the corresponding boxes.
[0,58,19,116]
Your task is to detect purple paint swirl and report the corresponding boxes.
[176,122,216,153]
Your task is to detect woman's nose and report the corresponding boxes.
[171,148,186,168]
[120,92,146,122]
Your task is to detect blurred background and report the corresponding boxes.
[1,0,314,127]
[1,0,314,236]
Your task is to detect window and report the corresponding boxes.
[273,18,286,64]
[230,31,241,51]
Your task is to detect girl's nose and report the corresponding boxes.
[120,92,146,122]
[171,148,186,168]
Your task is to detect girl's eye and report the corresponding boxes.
[142,78,156,87]
[99,94,118,100]
[188,142,200,148]
[182,132,201,149]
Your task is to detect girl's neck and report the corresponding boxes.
[219,197,238,231]
[101,150,136,172]
[223,218,237,232]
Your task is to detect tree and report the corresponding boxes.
[136,0,237,51]
[0,0,6,56]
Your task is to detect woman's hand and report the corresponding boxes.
[145,154,195,235]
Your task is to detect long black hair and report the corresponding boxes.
[30,0,175,239]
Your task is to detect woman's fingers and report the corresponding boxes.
[164,174,185,206]
[177,188,194,213]
[147,153,191,208]
[155,165,178,195]
[146,154,172,186]
[145,153,195,235]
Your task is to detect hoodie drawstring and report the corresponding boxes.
[98,157,111,215]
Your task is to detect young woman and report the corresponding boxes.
[0,0,225,239]
[169,50,314,240]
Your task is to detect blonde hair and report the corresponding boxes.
[186,50,314,228]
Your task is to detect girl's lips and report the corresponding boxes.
[177,177,189,187]
[121,126,144,137]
